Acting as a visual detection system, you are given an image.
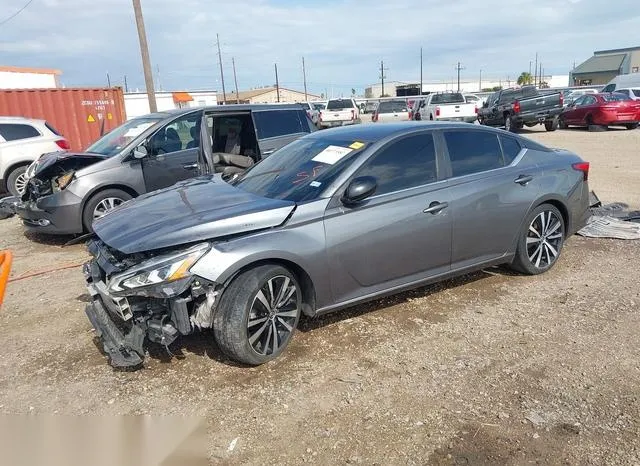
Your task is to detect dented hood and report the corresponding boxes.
[33,151,108,177]
[92,176,296,254]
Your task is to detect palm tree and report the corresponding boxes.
[517,72,533,85]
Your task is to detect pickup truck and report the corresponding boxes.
[413,92,477,123]
[478,86,564,132]
[319,98,361,128]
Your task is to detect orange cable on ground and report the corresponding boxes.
[8,261,85,283]
[0,250,13,308]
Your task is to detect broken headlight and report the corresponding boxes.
[52,171,75,193]
[107,243,210,298]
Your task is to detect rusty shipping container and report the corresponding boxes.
[0,88,126,151]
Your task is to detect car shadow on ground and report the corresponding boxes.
[141,268,509,368]
[23,230,80,247]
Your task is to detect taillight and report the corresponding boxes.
[372,112,378,122]
[572,162,590,181]
[559,93,564,106]
[435,106,440,117]
[55,139,70,150]
[409,111,414,120]
[513,100,521,113]
[474,106,478,114]
[319,112,322,122]
[351,109,355,120]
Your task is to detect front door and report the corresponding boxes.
[323,131,452,305]
[441,129,542,269]
[142,111,202,192]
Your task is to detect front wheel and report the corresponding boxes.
[625,123,639,130]
[82,188,133,232]
[558,116,568,129]
[510,204,565,275]
[214,265,302,365]
[6,165,28,197]
[544,118,558,132]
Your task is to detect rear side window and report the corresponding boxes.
[45,122,61,136]
[377,101,393,112]
[500,135,522,164]
[444,130,504,177]
[356,133,437,195]
[632,89,640,98]
[0,123,40,141]
[252,110,308,139]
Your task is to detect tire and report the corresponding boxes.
[544,118,558,132]
[82,188,133,232]
[558,116,568,129]
[6,165,28,197]
[625,123,639,130]
[504,114,518,132]
[214,264,302,365]
[511,204,565,275]
[586,115,606,132]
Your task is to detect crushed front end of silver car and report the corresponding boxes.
[84,239,221,369]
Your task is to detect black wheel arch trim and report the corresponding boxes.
[510,195,571,252]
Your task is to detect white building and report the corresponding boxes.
[365,75,570,97]
[0,66,61,89]
[124,90,218,119]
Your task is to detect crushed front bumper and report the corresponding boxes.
[16,189,84,234]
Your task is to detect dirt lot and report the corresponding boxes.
[1,126,639,464]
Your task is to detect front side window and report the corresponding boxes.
[148,112,200,155]
[601,84,615,93]
[572,96,586,107]
[356,133,437,195]
[0,123,40,141]
[444,130,504,177]
[253,110,307,139]
[583,96,597,105]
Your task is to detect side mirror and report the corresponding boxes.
[133,145,148,159]
[341,176,377,206]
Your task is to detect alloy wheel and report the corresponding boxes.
[14,173,28,196]
[247,275,299,356]
[93,197,125,219]
[526,210,563,269]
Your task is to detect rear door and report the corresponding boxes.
[141,111,202,192]
[441,129,541,269]
[252,108,312,158]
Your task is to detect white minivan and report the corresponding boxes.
[601,74,640,93]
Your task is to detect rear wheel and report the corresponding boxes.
[6,165,28,197]
[214,265,302,365]
[558,115,568,129]
[586,115,606,132]
[504,114,518,132]
[511,204,565,275]
[544,118,558,132]
[82,188,132,232]
[625,123,639,130]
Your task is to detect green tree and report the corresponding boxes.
[517,72,533,85]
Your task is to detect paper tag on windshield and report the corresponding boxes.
[123,123,155,138]
[312,145,353,165]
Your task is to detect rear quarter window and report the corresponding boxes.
[253,110,308,139]
[0,123,41,141]
[499,135,522,164]
[45,122,61,136]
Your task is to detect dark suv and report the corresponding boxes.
[18,104,315,234]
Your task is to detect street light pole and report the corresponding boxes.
[132,0,157,112]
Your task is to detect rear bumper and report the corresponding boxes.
[437,116,477,123]
[16,189,84,234]
[515,108,563,124]
[319,120,358,128]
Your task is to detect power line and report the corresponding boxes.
[0,0,34,28]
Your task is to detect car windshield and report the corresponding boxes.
[84,116,163,156]
[431,93,465,104]
[633,89,640,98]
[327,99,354,110]
[231,137,365,203]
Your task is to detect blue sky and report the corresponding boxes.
[1,0,639,97]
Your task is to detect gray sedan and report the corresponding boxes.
[84,122,590,369]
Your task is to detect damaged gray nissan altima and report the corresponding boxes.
[84,122,591,369]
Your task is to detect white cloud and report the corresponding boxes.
[0,0,638,95]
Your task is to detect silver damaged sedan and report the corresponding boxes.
[84,122,590,369]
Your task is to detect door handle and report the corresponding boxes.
[183,163,198,170]
[423,201,449,214]
[514,175,533,185]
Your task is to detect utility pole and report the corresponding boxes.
[132,0,157,112]
[534,52,538,87]
[274,63,280,103]
[232,57,239,104]
[420,47,423,96]
[455,62,465,92]
[529,61,532,78]
[302,56,308,101]
[124,75,128,93]
[539,62,543,86]
[379,60,388,97]
[479,69,482,92]
[106,72,111,87]
[216,33,227,104]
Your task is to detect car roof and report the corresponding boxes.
[136,103,306,120]
[0,116,45,124]
[306,122,505,142]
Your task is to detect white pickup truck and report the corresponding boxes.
[414,92,477,123]
[319,98,361,128]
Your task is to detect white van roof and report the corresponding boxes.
[603,73,640,90]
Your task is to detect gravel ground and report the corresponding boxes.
[1,126,639,464]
